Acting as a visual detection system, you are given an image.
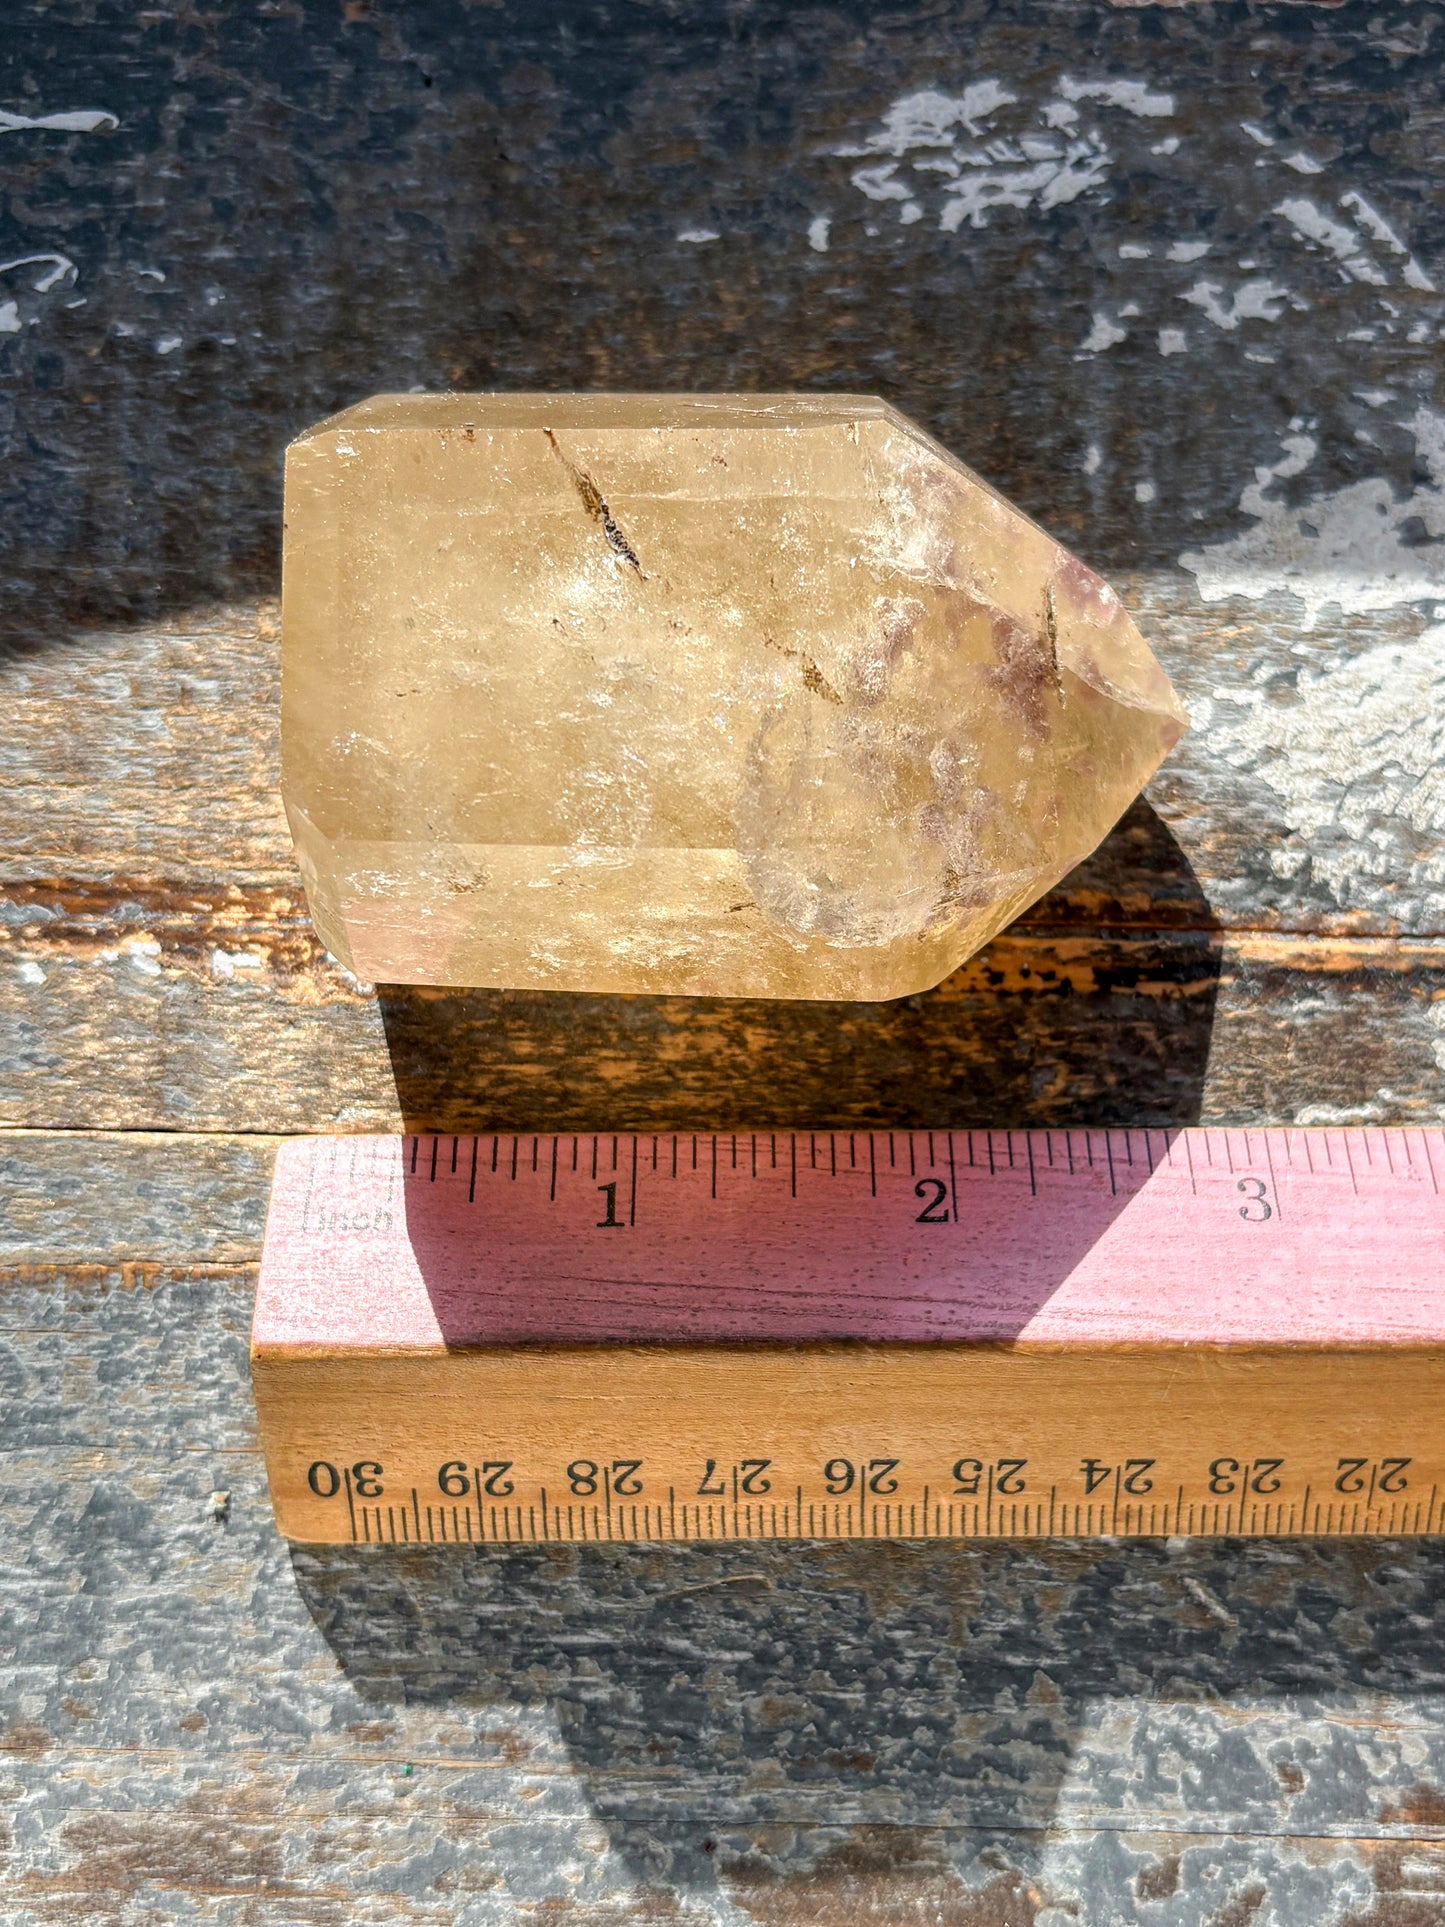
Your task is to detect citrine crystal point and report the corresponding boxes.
[281,393,1186,1000]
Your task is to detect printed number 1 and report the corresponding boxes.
[596,1181,623,1228]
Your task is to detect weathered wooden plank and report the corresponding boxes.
[1,0,1440,642]
[5,584,1445,1131]
[4,927,1444,1132]
[0,1133,275,1266]
[5,586,1444,937]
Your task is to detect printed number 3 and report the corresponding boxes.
[1237,1178,1272,1222]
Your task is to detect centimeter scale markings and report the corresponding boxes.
[252,1128,1445,1545]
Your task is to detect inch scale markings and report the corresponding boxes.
[254,1129,1445,1545]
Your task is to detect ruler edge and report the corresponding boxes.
[254,1125,1445,1354]
[253,1129,1445,1542]
[254,1338,1445,1546]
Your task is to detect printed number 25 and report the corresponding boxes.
[1237,1178,1272,1222]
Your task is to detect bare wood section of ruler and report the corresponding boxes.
[252,1129,1445,1544]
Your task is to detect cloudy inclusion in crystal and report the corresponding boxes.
[281,393,1185,999]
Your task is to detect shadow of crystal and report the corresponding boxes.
[290,1533,1445,1907]
[377,799,1222,1136]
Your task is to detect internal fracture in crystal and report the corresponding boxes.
[281,393,1186,999]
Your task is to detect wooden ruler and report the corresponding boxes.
[252,1128,1445,1544]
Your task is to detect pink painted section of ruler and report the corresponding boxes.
[253,1129,1445,1352]
[254,1125,1445,1348]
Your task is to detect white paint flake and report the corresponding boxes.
[837,76,1170,233]
[676,227,720,245]
[830,71,1441,405]
[807,214,831,253]
[1058,75,1174,117]
[211,948,263,979]
[15,961,45,985]
[1180,277,1291,331]
[1081,443,1102,476]
[0,107,117,134]
[1342,191,1408,256]
[1079,312,1127,353]
[850,163,908,204]
[155,334,183,355]
[836,83,1016,160]
[1339,190,1437,293]
[1274,196,1387,286]
[0,252,77,292]
[1180,408,1445,629]
[935,136,1111,233]
[1201,623,1445,922]
[1135,479,1157,503]
[0,302,19,333]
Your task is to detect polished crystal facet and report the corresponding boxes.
[281,393,1186,1000]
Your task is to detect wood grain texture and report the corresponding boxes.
[4,0,1445,1919]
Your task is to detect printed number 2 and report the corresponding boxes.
[914,1178,950,1223]
[1237,1177,1272,1222]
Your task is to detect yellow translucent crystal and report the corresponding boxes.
[281,393,1185,1000]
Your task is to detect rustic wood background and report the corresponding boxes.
[5,1,1445,1921]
